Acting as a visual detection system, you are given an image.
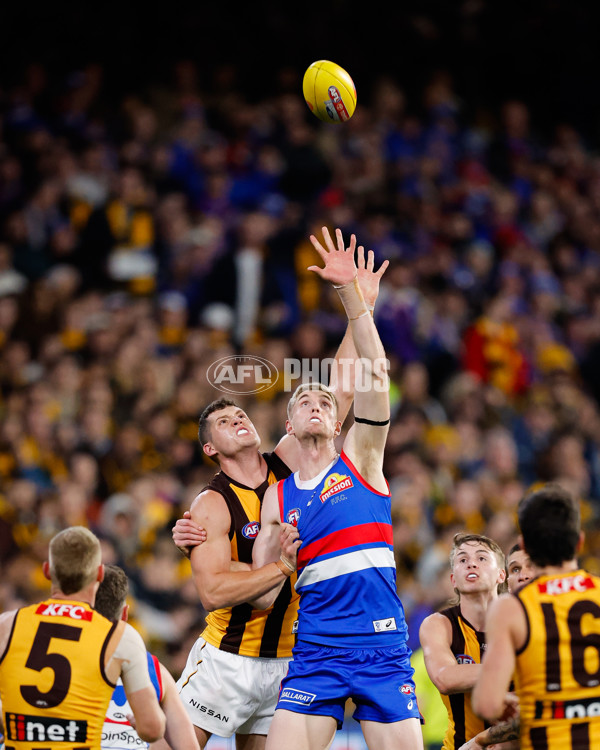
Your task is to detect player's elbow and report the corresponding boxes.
[430,672,455,696]
[136,710,166,743]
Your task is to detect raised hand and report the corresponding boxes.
[356,244,389,309]
[308,227,359,288]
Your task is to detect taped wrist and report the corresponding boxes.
[334,276,368,320]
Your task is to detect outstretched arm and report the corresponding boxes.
[308,228,390,493]
[274,227,388,472]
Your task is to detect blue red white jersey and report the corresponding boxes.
[278,451,408,648]
[102,651,163,749]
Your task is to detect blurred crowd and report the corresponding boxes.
[1,59,600,676]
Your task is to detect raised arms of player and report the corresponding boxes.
[419,613,482,695]
[274,227,388,472]
[309,228,389,493]
[472,594,526,721]
[187,488,295,611]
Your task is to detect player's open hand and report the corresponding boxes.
[279,523,301,571]
[172,511,207,558]
[308,227,358,287]
[356,244,389,308]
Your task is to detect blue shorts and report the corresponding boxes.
[276,640,421,728]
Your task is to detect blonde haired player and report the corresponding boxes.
[0,527,165,750]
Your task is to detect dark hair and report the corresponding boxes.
[94,564,129,621]
[507,542,521,557]
[197,398,239,459]
[518,483,580,566]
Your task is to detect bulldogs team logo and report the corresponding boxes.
[242,522,260,539]
[320,473,353,503]
[287,508,300,527]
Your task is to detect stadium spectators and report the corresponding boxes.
[0,56,599,682]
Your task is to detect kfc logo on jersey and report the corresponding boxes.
[538,574,595,596]
[320,473,353,503]
[242,522,260,539]
[35,603,93,621]
[287,508,300,527]
[456,654,476,664]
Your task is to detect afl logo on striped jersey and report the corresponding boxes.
[456,654,475,664]
[242,522,260,539]
[287,508,300,527]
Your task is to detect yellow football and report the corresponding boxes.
[302,60,357,124]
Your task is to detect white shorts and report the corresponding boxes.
[176,637,290,738]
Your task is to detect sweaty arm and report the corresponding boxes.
[472,595,524,722]
[149,664,200,750]
[419,612,481,695]
[107,622,166,743]
[189,488,291,611]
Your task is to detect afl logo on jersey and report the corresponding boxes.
[242,522,260,539]
[287,508,300,527]
[456,654,476,664]
[320,473,353,503]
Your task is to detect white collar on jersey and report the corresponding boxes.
[294,454,339,491]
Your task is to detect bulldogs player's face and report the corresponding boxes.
[288,390,340,440]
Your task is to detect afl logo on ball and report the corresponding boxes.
[287,508,300,527]
[242,522,260,539]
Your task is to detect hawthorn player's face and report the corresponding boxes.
[205,406,260,459]
[451,542,506,595]
[506,549,535,593]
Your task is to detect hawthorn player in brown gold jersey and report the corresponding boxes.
[0,527,165,750]
[473,483,600,750]
[173,228,388,750]
[419,533,515,750]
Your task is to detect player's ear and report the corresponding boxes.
[497,566,507,584]
[203,442,217,459]
[517,535,525,551]
[42,561,51,581]
[333,420,342,437]
[121,603,129,622]
[97,563,105,583]
[285,419,295,436]
[577,531,585,553]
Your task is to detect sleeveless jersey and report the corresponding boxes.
[0,599,117,750]
[439,605,488,750]
[201,451,299,658]
[102,652,163,749]
[514,569,600,750]
[279,450,407,648]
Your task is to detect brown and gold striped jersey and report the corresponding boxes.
[515,569,600,750]
[201,451,299,658]
[439,604,488,750]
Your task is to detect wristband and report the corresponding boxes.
[276,558,294,577]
